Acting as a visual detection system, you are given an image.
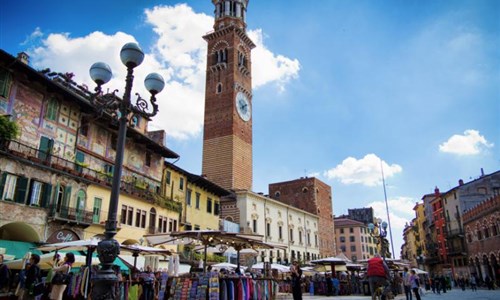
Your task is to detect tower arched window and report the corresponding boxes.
[216,83,222,94]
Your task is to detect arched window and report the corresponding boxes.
[216,83,222,94]
[274,191,280,199]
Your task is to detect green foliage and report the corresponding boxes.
[0,116,19,140]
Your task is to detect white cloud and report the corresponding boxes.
[439,129,493,155]
[324,154,402,186]
[248,29,301,92]
[27,3,300,141]
[367,196,417,258]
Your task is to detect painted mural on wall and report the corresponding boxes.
[13,84,43,146]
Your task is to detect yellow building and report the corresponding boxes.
[413,202,427,269]
[164,162,229,232]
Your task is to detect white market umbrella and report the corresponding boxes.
[250,262,290,273]
[37,238,100,251]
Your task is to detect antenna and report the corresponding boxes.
[381,159,395,259]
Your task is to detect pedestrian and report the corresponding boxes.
[50,252,75,300]
[410,270,421,300]
[139,265,155,300]
[434,275,440,295]
[0,254,10,293]
[326,273,333,296]
[332,276,340,296]
[22,254,41,300]
[290,261,303,300]
[469,276,477,291]
[367,254,390,300]
[403,267,412,300]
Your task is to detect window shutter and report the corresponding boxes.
[0,69,12,98]
[14,176,29,204]
[41,183,52,208]
[0,173,7,199]
[63,186,72,207]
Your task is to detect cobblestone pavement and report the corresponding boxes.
[294,287,500,300]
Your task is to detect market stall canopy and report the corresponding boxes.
[4,252,99,270]
[412,268,428,274]
[250,262,290,273]
[37,238,100,251]
[335,252,352,263]
[120,244,172,256]
[311,257,347,265]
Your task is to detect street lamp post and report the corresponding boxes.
[368,219,390,259]
[88,42,165,300]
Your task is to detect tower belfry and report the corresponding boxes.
[201,0,255,191]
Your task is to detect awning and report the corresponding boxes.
[0,239,41,261]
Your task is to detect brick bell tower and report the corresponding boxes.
[202,0,255,191]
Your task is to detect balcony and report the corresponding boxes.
[1,139,181,212]
[447,245,467,257]
[47,204,93,227]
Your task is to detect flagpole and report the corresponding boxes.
[381,159,395,259]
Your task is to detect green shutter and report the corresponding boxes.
[0,69,11,98]
[63,186,72,208]
[0,173,7,199]
[14,176,28,204]
[41,183,52,208]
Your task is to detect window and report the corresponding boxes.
[186,189,192,206]
[477,230,482,240]
[166,171,171,185]
[299,231,303,244]
[195,193,200,209]
[340,228,344,234]
[136,209,143,227]
[80,116,89,137]
[253,219,257,233]
[92,197,102,224]
[289,228,293,241]
[340,236,346,243]
[28,181,42,206]
[351,245,356,252]
[278,226,283,240]
[45,97,59,121]
[179,178,184,190]
[121,205,127,224]
[0,173,29,204]
[214,201,220,215]
[307,232,311,245]
[127,206,133,226]
[216,83,222,94]
[145,152,151,167]
[194,225,200,230]
[0,68,12,97]
[266,223,271,237]
[349,227,354,233]
[315,234,318,247]
[350,236,355,242]
[340,245,346,252]
[207,198,213,213]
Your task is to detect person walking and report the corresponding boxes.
[367,254,390,300]
[139,265,156,300]
[49,252,75,300]
[410,270,421,300]
[469,276,477,291]
[403,267,412,300]
[22,254,41,300]
[0,254,10,293]
[290,261,303,300]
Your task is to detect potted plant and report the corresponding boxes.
[0,115,19,150]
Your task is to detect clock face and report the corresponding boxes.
[235,92,251,122]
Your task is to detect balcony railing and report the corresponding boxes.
[1,138,181,212]
[48,204,94,226]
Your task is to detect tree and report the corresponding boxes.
[0,115,19,148]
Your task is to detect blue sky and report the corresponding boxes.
[1,0,499,257]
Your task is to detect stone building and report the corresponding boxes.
[334,217,377,261]
[463,194,500,285]
[269,177,336,257]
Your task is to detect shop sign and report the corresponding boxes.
[46,229,79,243]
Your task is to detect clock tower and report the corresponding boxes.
[202,0,255,191]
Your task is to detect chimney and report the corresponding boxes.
[480,168,485,177]
[17,52,29,65]
[458,179,464,186]
[434,186,440,196]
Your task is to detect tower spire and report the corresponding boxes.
[212,0,249,30]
